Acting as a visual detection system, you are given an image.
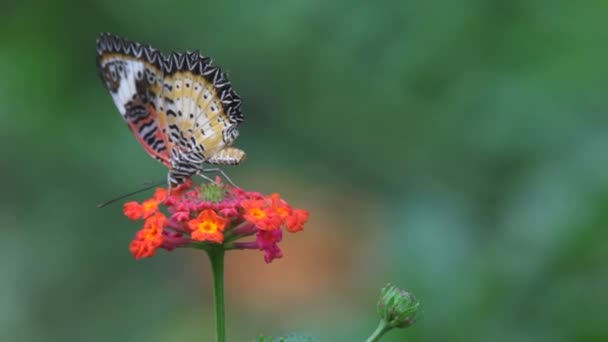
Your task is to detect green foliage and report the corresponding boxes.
[2,0,607,341]
[256,334,318,342]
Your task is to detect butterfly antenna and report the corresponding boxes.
[97,179,166,208]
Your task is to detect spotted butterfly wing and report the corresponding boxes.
[96,33,170,167]
[96,33,245,186]
[161,50,244,185]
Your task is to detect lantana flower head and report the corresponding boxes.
[122,178,309,263]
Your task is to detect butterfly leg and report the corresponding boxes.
[197,171,220,185]
[198,168,238,187]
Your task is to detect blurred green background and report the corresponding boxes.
[2,0,607,341]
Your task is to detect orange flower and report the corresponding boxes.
[124,202,143,220]
[139,198,160,218]
[153,188,168,202]
[188,209,228,243]
[241,199,282,231]
[123,189,166,221]
[267,193,308,232]
[285,209,309,233]
[144,212,167,229]
[268,193,293,219]
[129,213,166,259]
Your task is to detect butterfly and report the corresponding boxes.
[96,33,245,188]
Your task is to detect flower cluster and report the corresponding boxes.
[122,179,309,263]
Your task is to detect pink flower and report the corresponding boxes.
[171,211,190,222]
[257,229,283,263]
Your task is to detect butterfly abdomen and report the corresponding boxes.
[207,147,246,165]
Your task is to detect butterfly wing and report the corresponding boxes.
[161,51,244,185]
[96,33,171,167]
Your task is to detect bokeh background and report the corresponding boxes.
[2,1,607,341]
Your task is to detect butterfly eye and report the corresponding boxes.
[147,74,155,84]
[110,69,117,81]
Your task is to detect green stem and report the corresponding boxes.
[207,247,226,342]
[365,320,391,342]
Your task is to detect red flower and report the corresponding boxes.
[171,211,190,222]
[241,199,282,231]
[152,188,168,202]
[269,193,292,218]
[122,187,167,221]
[285,209,309,233]
[267,193,309,233]
[123,202,143,220]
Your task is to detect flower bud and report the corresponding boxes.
[200,181,227,202]
[377,284,419,329]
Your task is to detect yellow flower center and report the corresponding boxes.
[143,201,157,212]
[198,220,218,233]
[276,207,288,217]
[144,229,157,240]
[250,208,267,219]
